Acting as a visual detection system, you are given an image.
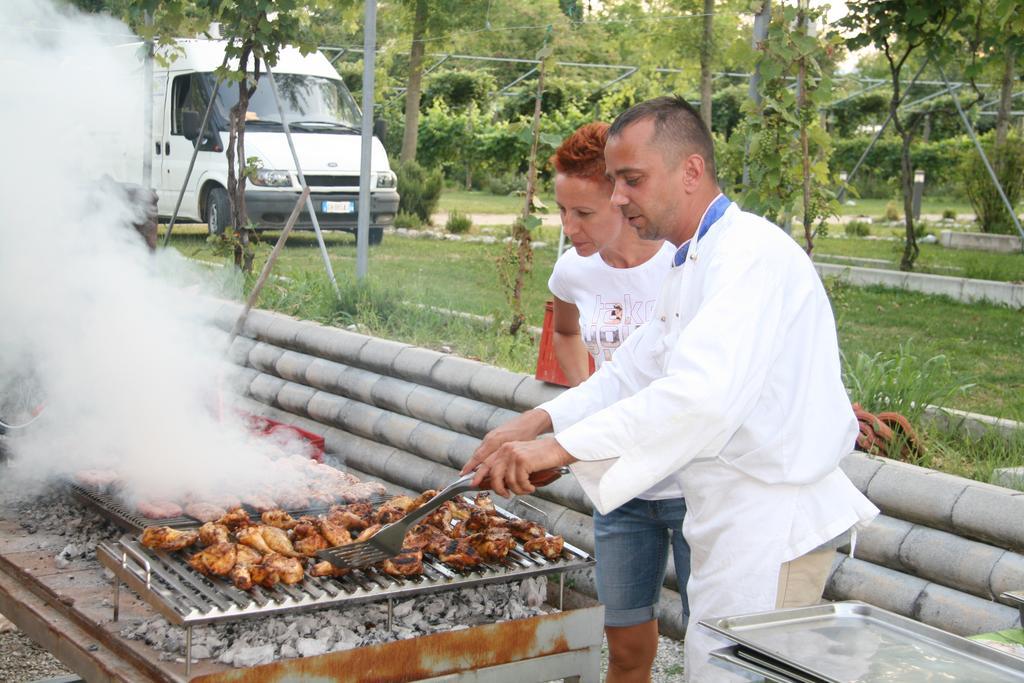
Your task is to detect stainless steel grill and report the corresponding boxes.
[96,500,594,628]
[70,484,196,531]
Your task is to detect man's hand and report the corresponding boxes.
[469,438,576,498]
[462,408,553,475]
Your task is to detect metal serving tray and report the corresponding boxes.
[701,601,1024,682]
[711,646,822,683]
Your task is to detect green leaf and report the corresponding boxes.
[523,215,542,231]
[539,132,563,149]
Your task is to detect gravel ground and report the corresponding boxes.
[0,626,74,682]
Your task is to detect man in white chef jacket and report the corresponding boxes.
[462,96,878,682]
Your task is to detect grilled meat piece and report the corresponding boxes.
[310,560,350,578]
[216,507,251,530]
[444,499,474,522]
[354,524,381,543]
[261,509,298,530]
[438,537,484,570]
[467,526,515,561]
[198,522,230,547]
[463,509,507,533]
[136,500,184,519]
[73,469,121,492]
[184,502,227,523]
[235,544,263,566]
[249,561,278,589]
[404,523,451,556]
[524,534,564,560]
[380,548,424,577]
[292,523,329,557]
[317,518,352,547]
[339,481,386,502]
[230,563,253,590]
[473,492,496,513]
[412,489,437,508]
[260,525,301,557]
[187,542,236,576]
[236,525,274,555]
[262,553,304,585]
[422,506,454,532]
[326,503,373,530]
[242,493,278,512]
[141,526,199,552]
[506,519,545,543]
[374,495,418,525]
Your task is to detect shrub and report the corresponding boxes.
[393,211,421,229]
[844,220,871,237]
[394,160,443,223]
[483,171,525,196]
[884,201,901,222]
[445,210,472,234]
[942,208,957,220]
[960,135,1024,234]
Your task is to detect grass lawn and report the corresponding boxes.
[166,225,1023,417]
[438,188,556,216]
[837,197,977,218]
[810,236,1024,283]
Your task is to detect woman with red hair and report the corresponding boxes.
[548,122,688,682]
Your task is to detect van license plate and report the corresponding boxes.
[321,200,355,214]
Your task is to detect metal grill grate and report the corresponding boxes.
[96,501,594,628]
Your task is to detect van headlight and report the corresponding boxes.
[376,171,397,189]
[251,169,291,187]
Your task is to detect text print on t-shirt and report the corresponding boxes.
[583,293,657,361]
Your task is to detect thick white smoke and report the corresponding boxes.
[0,0,314,507]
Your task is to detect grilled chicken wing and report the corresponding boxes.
[187,542,236,576]
[374,495,418,525]
[524,534,564,560]
[260,525,300,557]
[261,509,298,530]
[506,519,545,543]
[262,553,304,584]
[473,492,496,513]
[198,522,230,546]
[404,523,451,556]
[141,526,199,552]
[467,527,515,561]
[230,563,254,590]
[310,560,350,578]
[379,548,423,577]
[235,544,263,566]
[354,524,381,543]
[326,503,373,530]
[438,537,484,570]
[292,523,329,557]
[236,525,274,555]
[317,518,352,547]
[216,507,251,530]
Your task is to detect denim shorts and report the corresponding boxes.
[593,497,691,628]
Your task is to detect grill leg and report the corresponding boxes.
[112,578,120,622]
[387,597,394,631]
[559,573,565,611]
[185,625,193,678]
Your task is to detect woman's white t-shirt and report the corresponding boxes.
[548,242,676,368]
[547,242,677,500]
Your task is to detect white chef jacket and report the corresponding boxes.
[539,202,878,682]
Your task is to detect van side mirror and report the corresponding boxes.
[182,111,201,141]
[373,118,387,145]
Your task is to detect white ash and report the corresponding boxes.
[121,578,549,667]
[4,487,120,565]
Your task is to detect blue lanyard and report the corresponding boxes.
[672,194,731,267]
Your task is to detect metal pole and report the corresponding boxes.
[836,59,930,203]
[141,12,154,190]
[228,188,310,346]
[357,0,379,281]
[163,78,222,247]
[937,64,1024,243]
[265,65,341,297]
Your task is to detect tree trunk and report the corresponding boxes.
[400,0,428,164]
[797,4,812,254]
[225,43,260,273]
[899,129,919,271]
[700,0,714,130]
[995,43,1016,151]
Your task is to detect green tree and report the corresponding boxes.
[838,1,968,271]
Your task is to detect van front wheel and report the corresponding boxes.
[206,187,230,236]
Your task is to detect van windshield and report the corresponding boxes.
[199,72,362,132]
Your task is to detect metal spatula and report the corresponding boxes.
[316,467,568,569]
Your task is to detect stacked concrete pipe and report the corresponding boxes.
[205,301,1022,639]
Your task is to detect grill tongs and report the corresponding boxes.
[316,467,568,569]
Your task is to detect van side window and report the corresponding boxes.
[170,74,217,150]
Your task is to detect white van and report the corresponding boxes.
[152,39,398,244]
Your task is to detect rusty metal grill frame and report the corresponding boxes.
[96,499,594,628]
